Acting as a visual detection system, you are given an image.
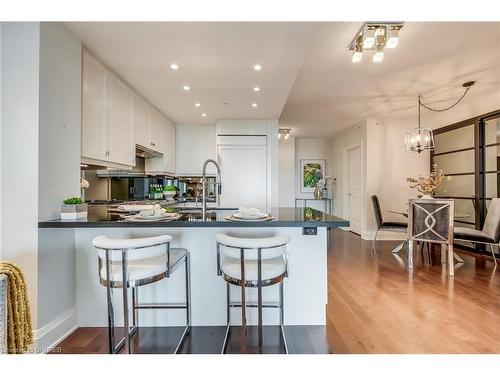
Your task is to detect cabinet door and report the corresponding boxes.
[176,124,216,175]
[218,145,268,212]
[133,95,150,148]
[108,75,134,166]
[149,109,164,152]
[165,119,176,174]
[81,52,108,161]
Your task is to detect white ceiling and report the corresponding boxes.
[281,22,500,137]
[66,22,316,124]
[66,22,500,137]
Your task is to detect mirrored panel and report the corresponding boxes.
[434,124,474,154]
[484,117,500,146]
[484,145,500,172]
[452,198,476,225]
[433,149,474,175]
[484,173,500,199]
[437,174,474,197]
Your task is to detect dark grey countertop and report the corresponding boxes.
[38,206,349,228]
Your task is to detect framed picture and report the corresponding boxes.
[300,159,326,193]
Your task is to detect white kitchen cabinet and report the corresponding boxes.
[176,124,216,175]
[81,52,108,161]
[133,94,150,148]
[145,117,176,175]
[149,109,164,152]
[108,75,134,166]
[216,119,268,136]
[81,51,134,168]
[218,144,268,212]
[165,119,176,173]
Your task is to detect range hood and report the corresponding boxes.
[136,144,163,158]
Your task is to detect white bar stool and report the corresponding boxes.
[216,233,290,353]
[92,234,191,354]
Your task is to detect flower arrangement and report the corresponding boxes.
[406,164,451,197]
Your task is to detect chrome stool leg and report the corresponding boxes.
[105,251,116,354]
[221,283,231,354]
[121,249,131,354]
[279,281,288,354]
[174,252,191,354]
[240,248,247,353]
[257,248,263,352]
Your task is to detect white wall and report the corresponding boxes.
[37,22,81,345]
[329,122,367,219]
[0,22,40,330]
[278,136,295,207]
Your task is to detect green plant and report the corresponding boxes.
[163,185,179,192]
[62,197,84,205]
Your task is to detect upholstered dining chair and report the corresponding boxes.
[453,198,500,268]
[371,195,408,251]
[408,199,455,275]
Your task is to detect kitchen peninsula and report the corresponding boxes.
[39,206,348,328]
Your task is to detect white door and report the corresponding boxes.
[347,145,362,234]
[218,145,267,212]
[108,75,134,166]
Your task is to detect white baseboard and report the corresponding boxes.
[33,307,78,353]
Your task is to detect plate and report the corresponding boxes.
[232,212,269,220]
[125,213,181,222]
[225,215,274,222]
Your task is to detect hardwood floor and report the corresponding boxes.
[53,229,500,354]
[327,230,500,353]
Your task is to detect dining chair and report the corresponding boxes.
[371,195,408,251]
[408,199,456,275]
[453,197,500,268]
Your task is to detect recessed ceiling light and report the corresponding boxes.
[252,103,258,107]
[170,64,179,70]
[202,113,207,117]
[253,86,260,92]
[183,85,190,91]
[253,64,262,71]
[194,102,201,107]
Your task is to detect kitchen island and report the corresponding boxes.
[39,207,348,328]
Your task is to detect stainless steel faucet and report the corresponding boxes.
[202,159,222,220]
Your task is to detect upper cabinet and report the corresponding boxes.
[176,124,216,175]
[149,109,164,153]
[82,50,174,172]
[108,75,134,166]
[82,50,134,168]
[81,52,108,162]
[133,95,150,148]
[145,116,176,175]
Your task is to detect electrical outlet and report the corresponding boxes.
[302,227,318,235]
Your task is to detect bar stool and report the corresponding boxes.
[216,233,290,354]
[92,234,191,354]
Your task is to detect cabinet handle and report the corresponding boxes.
[105,151,110,156]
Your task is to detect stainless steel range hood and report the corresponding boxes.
[136,144,163,158]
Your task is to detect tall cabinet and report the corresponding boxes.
[216,120,278,212]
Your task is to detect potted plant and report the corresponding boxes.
[406,164,451,198]
[60,197,88,219]
[163,185,179,199]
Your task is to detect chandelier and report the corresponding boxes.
[405,81,475,153]
[348,22,404,63]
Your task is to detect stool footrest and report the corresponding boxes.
[229,302,281,309]
[135,303,188,309]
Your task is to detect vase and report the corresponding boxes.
[314,186,322,199]
[420,194,434,199]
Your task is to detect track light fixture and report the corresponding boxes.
[278,128,291,140]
